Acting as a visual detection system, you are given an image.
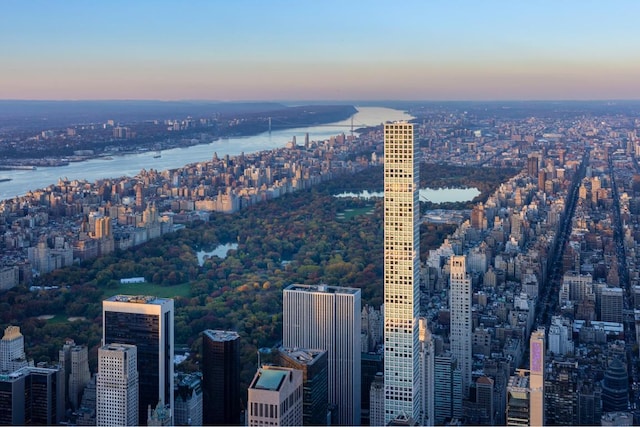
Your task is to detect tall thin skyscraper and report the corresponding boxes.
[449,255,472,396]
[383,121,421,423]
[283,284,361,425]
[201,329,241,425]
[103,295,174,426]
[419,318,435,426]
[529,327,545,427]
[97,344,139,426]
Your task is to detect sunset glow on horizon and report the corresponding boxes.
[2,0,640,101]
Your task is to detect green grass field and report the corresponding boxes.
[102,281,192,299]
[337,206,374,220]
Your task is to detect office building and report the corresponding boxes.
[59,339,91,410]
[419,318,435,426]
[577,380,602,425]
[202,329,241,425]
[383,121,421,423]
[506,371,530,426]
[174,372,203,426]
[602,358,629,412]
[361,351,384,425]
[600,287,624,323]
[529,328,545,426]
[0,365,64,425]
[97,344,139,426]
[248,366,303,426]
[449,255,472,398]
[283,283,361,425]
[277,347,328,426]
[0,325,29,373]
[433,352,461,425]
[76,375,97,426]
[544,359,578,426]
[103,295,174,425]
[369,372,385,427]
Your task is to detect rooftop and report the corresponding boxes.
[203,329,239,342]
[105,294,170,304]
[285,283,360,295]
[251,368,289,391]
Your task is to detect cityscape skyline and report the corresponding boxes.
[2,1,640,101]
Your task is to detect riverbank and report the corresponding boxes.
[0,104,358,166]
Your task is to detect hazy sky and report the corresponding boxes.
[2,0,639,101]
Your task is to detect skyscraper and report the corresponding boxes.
[0,325,29,373]
[201,329,241,425]
[529,328,545,427]
[59,339,91,411]
[0,365,64,425]
[383,121,421,423]
[103,295,174,425]
[174,372,203,427]
[449,255,472,396]
[97,344,139,426]
[419,318,435,426]
[247,366,303,426]
[277,347,329,426]
[283,284,361,425]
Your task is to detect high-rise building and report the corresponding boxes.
[283,283,361,425]
[248,366,303,426]
[76,375,97,426]
[277,347,328,426]
[602,358,629,412]
[201,329,241,425]
[419,318,435,426]
[529,328,545,426]
[506,371,530,426]
[59,339,91,411]
[97,344,139,426]
[449,255,472,396]
[577,380,602,425]
[383,121,421,423]
[0,365,64,425]
[527,154,539,178]
[600,287,624,323]
[103,295,174,425]
[0,325,29,373]
[433,352,460,425]
[369,373,385,427]
[174,372,203,427]
[361,352,384,425]
[544,359,578,426]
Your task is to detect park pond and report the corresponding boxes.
[334,187,480,203]
[196,243,238,266]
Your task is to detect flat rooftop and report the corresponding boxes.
[203,329,239,342]
[105,294,169,304]
[285,283,359,295]
[251,368,288,391]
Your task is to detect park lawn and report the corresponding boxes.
[337,206,374,220]
[102,281,192,299]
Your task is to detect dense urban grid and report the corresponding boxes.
[1,101,640,425]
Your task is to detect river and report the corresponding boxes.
[0,107,413,201]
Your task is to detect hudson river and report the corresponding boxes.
[0,107,412,201]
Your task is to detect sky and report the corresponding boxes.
[1,0,640,101]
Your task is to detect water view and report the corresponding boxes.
[335,187,480,203]
[196,243,239,266]
[0,107,413,201]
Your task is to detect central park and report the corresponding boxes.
[0,162,517,388]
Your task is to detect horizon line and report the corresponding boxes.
[2,98,640,103]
